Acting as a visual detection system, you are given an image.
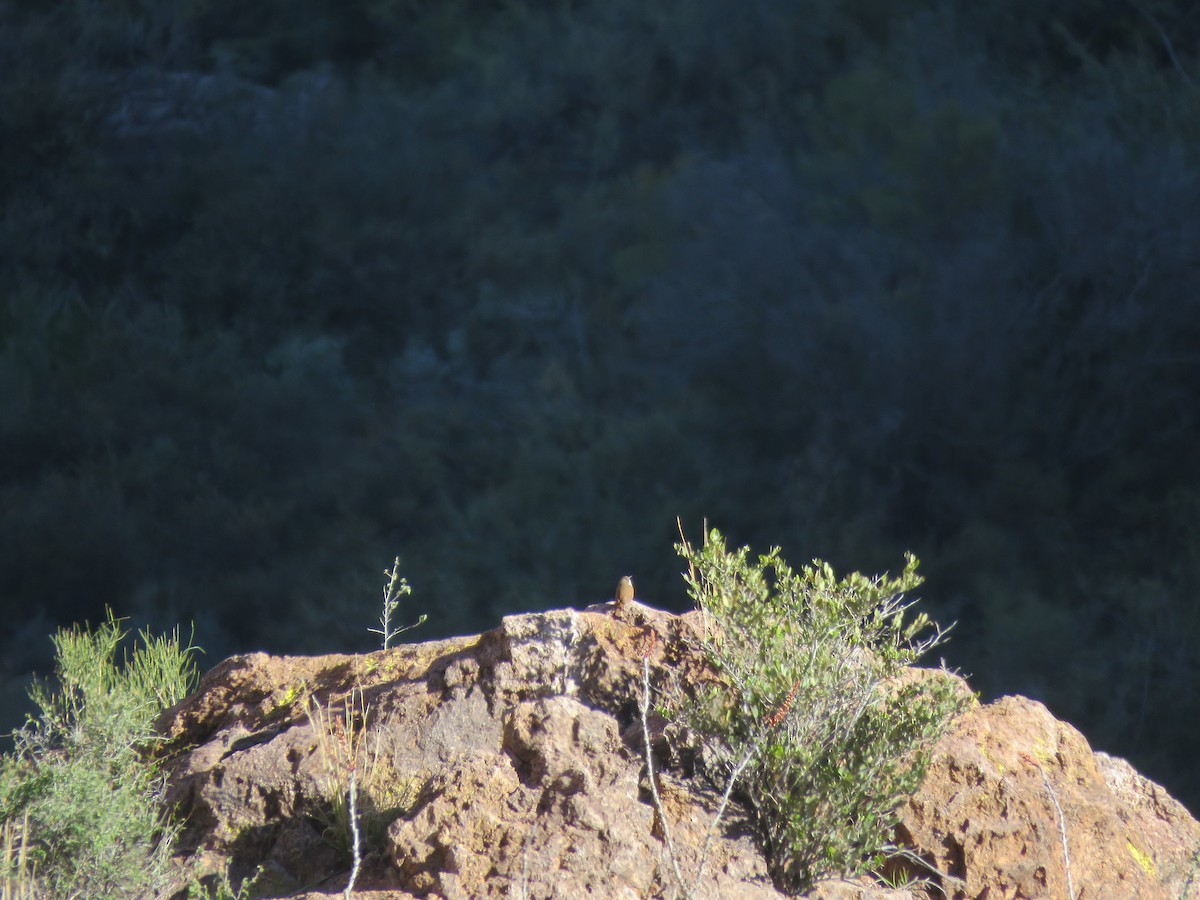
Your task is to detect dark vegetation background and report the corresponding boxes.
[2,0,1199,810]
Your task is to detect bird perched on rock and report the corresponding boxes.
[615,575,635,613]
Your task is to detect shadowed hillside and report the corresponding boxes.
[2,0,1199,810]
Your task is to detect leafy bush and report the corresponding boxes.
[0,611,199,899]
[676,529,971,891]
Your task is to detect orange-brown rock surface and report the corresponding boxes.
[897,696,1200,899]
[158,604,1200,899]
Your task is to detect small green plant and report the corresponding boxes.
[309,688,368,897]
[308,685,422,897]
[0,609,200,899]
[186,866,263,900]
[369,557,426,650]
[1,813,36,900]
[675,527,971,892]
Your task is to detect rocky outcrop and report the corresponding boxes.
[896,696,1199,898]
[158,604,1200,899]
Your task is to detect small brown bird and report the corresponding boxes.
[615,575,635,612]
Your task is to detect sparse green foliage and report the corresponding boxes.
[307,686,422,882]
[676,529,971,892]
[369,558,426,650]
[186,866,263,900]
[1,813,36,900]
[0,611,199,899]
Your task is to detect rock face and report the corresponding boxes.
[159,605,1200,899]
[897,696,1200,899]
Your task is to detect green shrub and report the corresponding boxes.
[0,610,199,899]
[676,529,971,892]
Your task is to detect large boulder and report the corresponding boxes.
[158,604,1199,898]
[896,695,1200,898]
